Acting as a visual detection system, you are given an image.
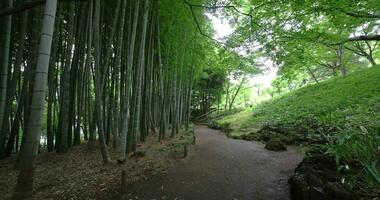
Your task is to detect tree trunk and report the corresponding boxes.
[1,7,27,157]
[0,0,13,155]
[120,0,140,161]
[367,56,377,66]
[228,77,246,111]
[12,0,57,198]
[130,0,149,152]
[93,0,111,164]
[305,66,319,84]
[57,2,75,153]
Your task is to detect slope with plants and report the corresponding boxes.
[216,66,380,140]
[212,66,380,196]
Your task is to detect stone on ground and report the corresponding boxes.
[265,139,287,151]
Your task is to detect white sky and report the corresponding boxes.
[205,13,278,88]
[205,13,234,41]
[250,58,278,88]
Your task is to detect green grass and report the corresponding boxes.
[218,66,380,137]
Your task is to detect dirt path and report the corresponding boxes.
[127,125,303,200]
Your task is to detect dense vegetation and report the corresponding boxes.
[0,0,225,199]
[190,0,380,118]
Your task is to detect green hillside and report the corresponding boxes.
[214,67,380,191]
[218,66,380,139]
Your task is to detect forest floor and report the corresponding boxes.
[0,130,193,200]
[126,125,302,200]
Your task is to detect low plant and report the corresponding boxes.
[325,126,380,189]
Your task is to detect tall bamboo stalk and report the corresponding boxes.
[13,0,58,198]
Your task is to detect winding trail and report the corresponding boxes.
[128,125,302,200]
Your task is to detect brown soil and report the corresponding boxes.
[0,132,192,200]
[127,125,303,200]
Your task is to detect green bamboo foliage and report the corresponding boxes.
[0,0,213,197]
[0,0,207,154]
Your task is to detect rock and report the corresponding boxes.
[289,154,357,200]
[239,134,248,140]
[289,174,310,200]
[230,135,241,139]
[260,122,291,134]
[258,132,271,142]
[207,120,220,130]
[325,182,353,200]
[265,139,287,151]
[208,120,232,134]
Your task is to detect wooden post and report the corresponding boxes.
[192,127,196,145]
[184,144,187,158]
[121,170,127,195]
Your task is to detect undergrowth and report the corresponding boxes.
[325,127,380,188]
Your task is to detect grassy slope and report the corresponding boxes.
[219,66,380,137]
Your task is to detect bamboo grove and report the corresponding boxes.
[0,0,210,198]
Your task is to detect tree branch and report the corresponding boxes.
[347,35,380,42]
[183,0,216,42]
[334,35,380,45]
[0,0,86,18]
[345,45,365,56]
[184,1,252,18]
[339,9,380,19]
